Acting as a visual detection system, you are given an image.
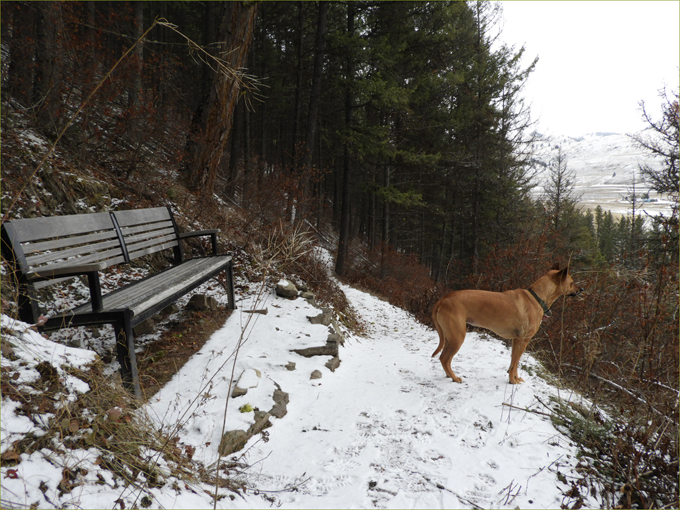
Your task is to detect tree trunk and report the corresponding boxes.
[34,3,64,133]
[303,1,328,170]
[185,1,258,196]
[335,3,355,277]
[129,1,143,109]
[298,1,329,221]
[292,1,304,166]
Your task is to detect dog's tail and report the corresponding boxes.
[431,301,446,358]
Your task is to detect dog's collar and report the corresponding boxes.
[528,288,552,317]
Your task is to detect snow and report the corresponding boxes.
[1,274,595,509]
[532,131,674,219]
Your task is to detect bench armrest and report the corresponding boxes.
[26,262,106,313]
[179,230,219,255]
[26,262,108,280]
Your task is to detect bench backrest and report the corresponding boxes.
[112,207,181,263]
[2,207,184,292]
[2,211,126,291]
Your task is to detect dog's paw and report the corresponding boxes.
[451,375,463,383]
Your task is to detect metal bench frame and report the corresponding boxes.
[1,206,236,397]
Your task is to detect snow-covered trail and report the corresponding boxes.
[226,285,582,509]
[1,281,589,509]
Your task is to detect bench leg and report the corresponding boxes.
[114,316,142,398]
[225,261,236,310]
[218,262,236,310]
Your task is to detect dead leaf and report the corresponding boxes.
[1,451,20,464]
[69,419,80,433]
[107,408,122,422]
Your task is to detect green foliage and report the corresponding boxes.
[374,186,423,208]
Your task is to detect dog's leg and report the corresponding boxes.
[431,321,445,358]
[507,337,530,384]
[431,302,445,358]
[440,344,463,382]
[439,321,466,383]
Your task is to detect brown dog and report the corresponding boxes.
[431,263,582,384]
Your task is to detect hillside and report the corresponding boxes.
[530,132,673,219]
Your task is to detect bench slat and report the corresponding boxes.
[125,233,179,258]
[32,254,128,290]
[117,220,175,238]
[21,230,120,255]
[9,212,115,242]
[29,249,128,290]
[25,237,124,267]
[113,207,172,227]
[126,242,178,262]
[120,227,176,247]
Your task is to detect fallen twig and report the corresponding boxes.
[502,402,553,418]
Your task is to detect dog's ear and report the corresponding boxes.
[551,262,560,271]
[557,267,569,280]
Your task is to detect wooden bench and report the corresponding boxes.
[1,206,236,397]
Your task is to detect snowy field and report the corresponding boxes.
[2,275,595,509]
[532,132,674,219]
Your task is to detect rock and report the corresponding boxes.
[218,430,249,456]
[161,304,180,316]
[285,362,296,371]
[270,404,287,419]
[325,356,341,372]
[270,389,290,419]
[244,308,268,315]
[218,412,271,456]
[330,321,346,343]
[132,318,155,336]
[327,332,344,346]
[231,369,261,398]
[291,339,338,358]
[275,280,298,299]
[308,308,332,326]
[301,292,316,306]
[310,370,322,380]
[187,294,217,310]
[231,386,248,398]
[67,337,82,348]
[1,342,14,358]
[238,368,261,388]
[273,389,289,405]
[248,411,271,435]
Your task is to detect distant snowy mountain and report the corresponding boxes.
[530,131,672,218]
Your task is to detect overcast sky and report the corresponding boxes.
[498,1,679,137]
